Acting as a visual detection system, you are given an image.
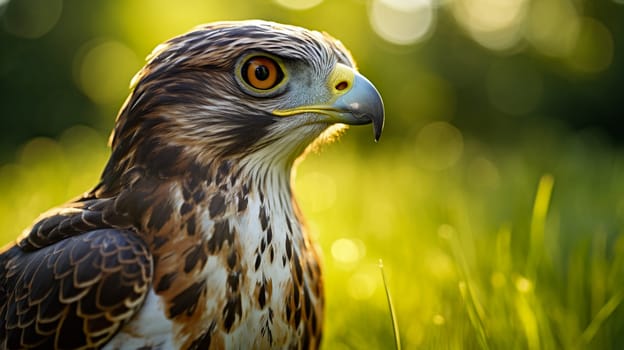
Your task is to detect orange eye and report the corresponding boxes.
[242,56,283,90]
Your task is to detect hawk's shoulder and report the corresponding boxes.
[0,201,153,349]
[15,196,135,251]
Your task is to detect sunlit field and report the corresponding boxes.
[2,0,624,348]
[1,124,624,349]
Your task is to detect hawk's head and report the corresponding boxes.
[100,20,384,192]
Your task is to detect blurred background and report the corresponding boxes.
[1,0,624,348]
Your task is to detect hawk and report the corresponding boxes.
[0,20,384,349]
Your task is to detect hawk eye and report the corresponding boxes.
[242,56,283,91]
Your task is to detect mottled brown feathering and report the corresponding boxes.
[0,20,383,349]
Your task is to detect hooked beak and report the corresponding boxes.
[273,63,385,142]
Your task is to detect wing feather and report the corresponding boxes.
[0,228,152,349]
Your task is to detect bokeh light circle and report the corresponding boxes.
[526,0,580,58]
[331,238,365,265]
[451,0,527,50]
[76,40,141,105]
[347,272,377,300]
[414,122,464,171]
[468,157,500,189]
[2,0,62,39]
[274,0,323,10]
[369,0,434,45]
[486,60,543,115]
[566,17,614,73]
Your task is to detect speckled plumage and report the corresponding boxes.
[0,20,384,349]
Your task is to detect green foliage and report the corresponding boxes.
[293,126,624,349]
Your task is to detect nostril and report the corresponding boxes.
[335,81,349,91]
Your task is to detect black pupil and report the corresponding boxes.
[255,65,270,81]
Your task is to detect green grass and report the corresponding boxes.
[1,124,624,349]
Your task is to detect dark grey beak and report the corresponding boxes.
[331,72,385,142]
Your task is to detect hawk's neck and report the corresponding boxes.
[113,157,324,348]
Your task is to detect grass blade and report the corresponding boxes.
[379,259,401,350]
[579,288,624,347]
[526,174,555,280]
